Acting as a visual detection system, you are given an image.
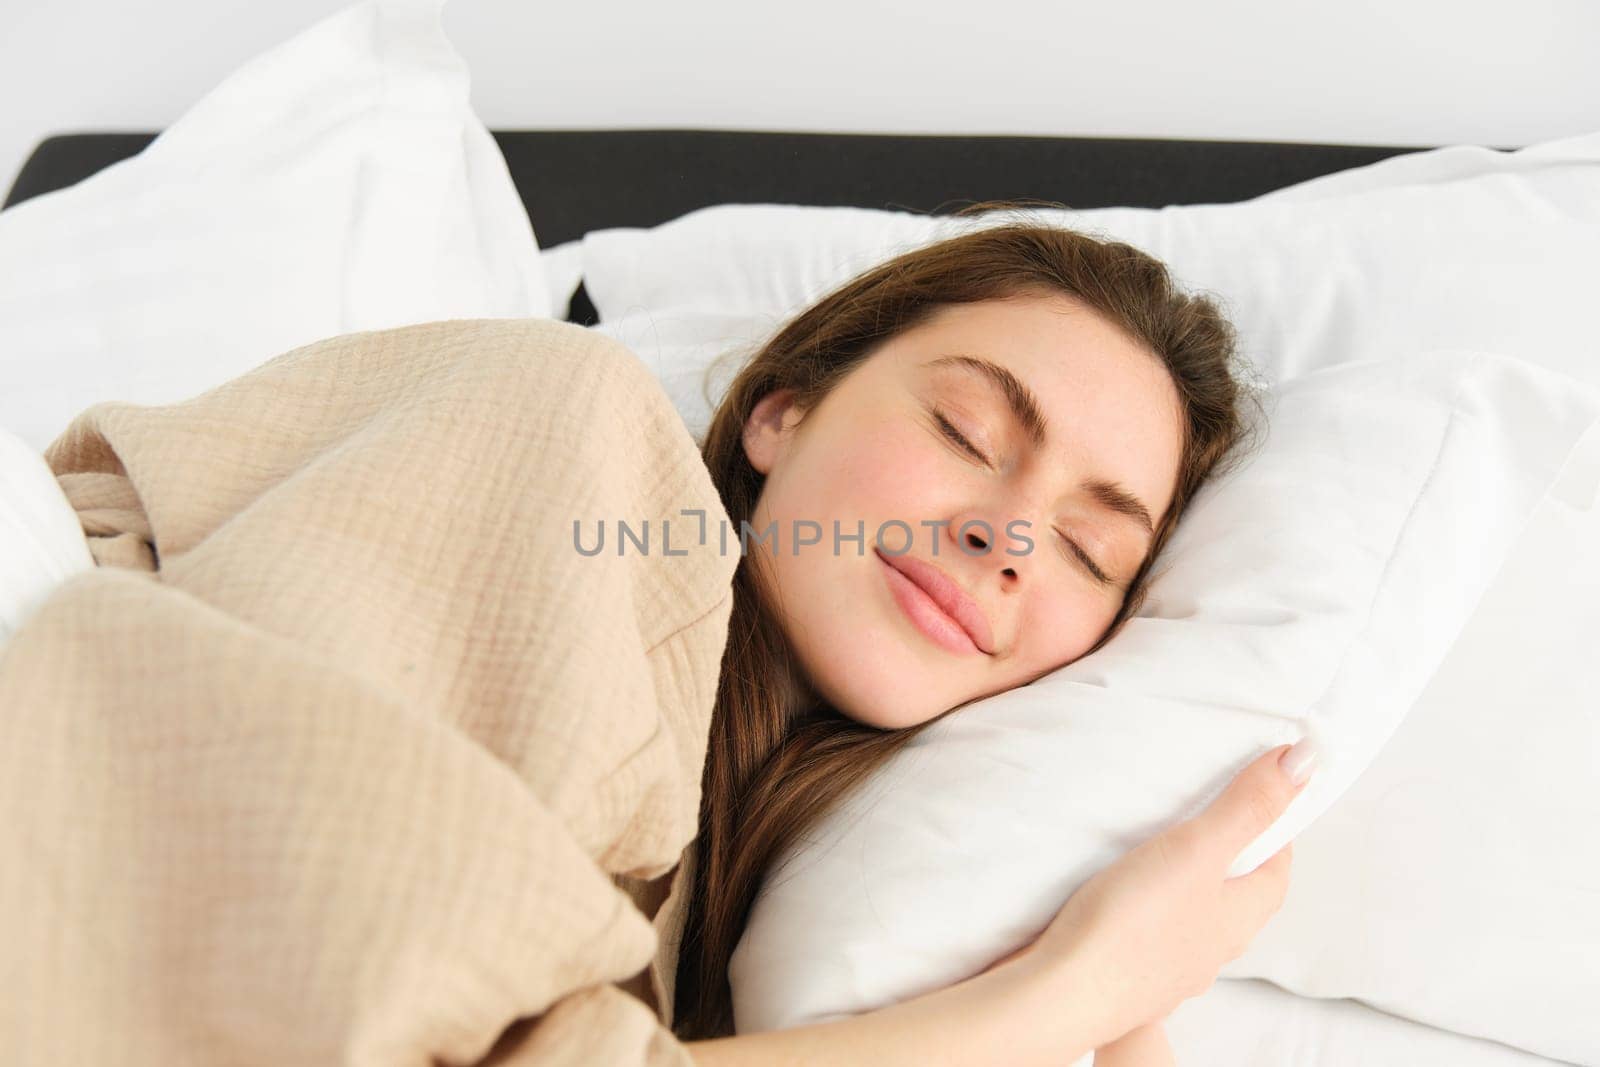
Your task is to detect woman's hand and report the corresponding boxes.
[692,740,1312,1067]
[982,739,1318,1051]
[1093,1020,1176,1067]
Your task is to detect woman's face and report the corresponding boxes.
[742,290,1185,729]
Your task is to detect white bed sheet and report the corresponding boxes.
[1166,978,1577,1066]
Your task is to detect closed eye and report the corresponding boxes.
[932,407,992,467]
[1054,527,1114,587]
[932,404,1115,588]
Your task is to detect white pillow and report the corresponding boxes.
[0,0,549,453]
[542,239,584,317]
[580,130,1600,444]
[586,208,945,443]
[1226,420,1600,1066]
[0,426,93,642]
[1248,126,1600,203]
[582,140,1600,1059]
[725,350,1600,1061]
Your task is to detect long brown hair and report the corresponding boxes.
[672,202,1265,1039]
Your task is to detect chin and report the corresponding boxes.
[832,695,936,732]
[794,635,941,731]
[816,652,965,730]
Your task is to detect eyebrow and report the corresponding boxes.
[926,353,1158,540]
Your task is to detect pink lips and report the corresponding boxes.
[875,546,996,656]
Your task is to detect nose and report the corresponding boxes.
[944,506,1022,583]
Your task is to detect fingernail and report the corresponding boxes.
[1280,737,1320,786]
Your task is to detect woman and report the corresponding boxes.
[670,207,1316,1064]
[2,202,1312,1067]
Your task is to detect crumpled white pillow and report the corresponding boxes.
[725,349,1600,1061]
[581,129,1600,446]
[0,0,549,453]
[1225,419,1600,1067]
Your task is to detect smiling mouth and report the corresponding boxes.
[874,547,994,657]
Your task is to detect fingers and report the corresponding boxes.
[1194,740,1318,867]
[1221,839,1295,953]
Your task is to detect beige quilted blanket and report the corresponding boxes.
[0,318,737,1065]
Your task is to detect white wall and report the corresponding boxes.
[5,0,1599,200]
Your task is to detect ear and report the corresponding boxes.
[742,387,803,476]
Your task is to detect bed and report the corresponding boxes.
[5,120,1587,1067]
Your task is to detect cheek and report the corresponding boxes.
[750,417,931,605]
[1013,581,1108,675]
[780,417,948,526]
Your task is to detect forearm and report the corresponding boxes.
[1094,1021,1176,1067]
[684,953,1097,1067]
